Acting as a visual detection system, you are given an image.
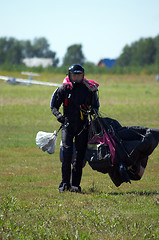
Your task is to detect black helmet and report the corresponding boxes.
[68,64,84,75]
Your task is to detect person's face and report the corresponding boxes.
[70,73,83,83]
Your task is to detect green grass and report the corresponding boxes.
[0,73,159,239]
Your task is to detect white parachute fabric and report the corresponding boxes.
[36,130,57,154]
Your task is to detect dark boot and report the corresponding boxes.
[71,186,81,193]
[59,182,71,193]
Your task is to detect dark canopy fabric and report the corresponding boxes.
[86,117,159,187]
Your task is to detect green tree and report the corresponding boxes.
[32,37,49,57]
[20,40,34,58]
[0,37,22,64]
[116,45,132,66]
[62,44,85,66]
[31,37,59,66]
[116,36,157,67]
[6,38,22,64]
[154,35,159,65]
[131,38,156,66]
[0,37,7,63]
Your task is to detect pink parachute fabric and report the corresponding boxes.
[63,77,73,89]
[63,77,99,92]
[88,130,116,164]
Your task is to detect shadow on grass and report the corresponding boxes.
[107,190,159,196]
[84,180,159,196]
[84,187,159,196]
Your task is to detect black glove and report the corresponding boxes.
[57,113,67,124]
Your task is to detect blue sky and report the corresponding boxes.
[0,0,159,65]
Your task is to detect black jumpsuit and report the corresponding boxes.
[50,80,99,187]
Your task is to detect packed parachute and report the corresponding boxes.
[84,111,159,187]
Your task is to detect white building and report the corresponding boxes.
[22,57,53,68]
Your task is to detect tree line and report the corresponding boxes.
[0,35,158,73]
[0,37,85,67]
[116,35,159,67]
[0,37,59,66]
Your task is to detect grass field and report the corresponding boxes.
[0,72,159,239]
